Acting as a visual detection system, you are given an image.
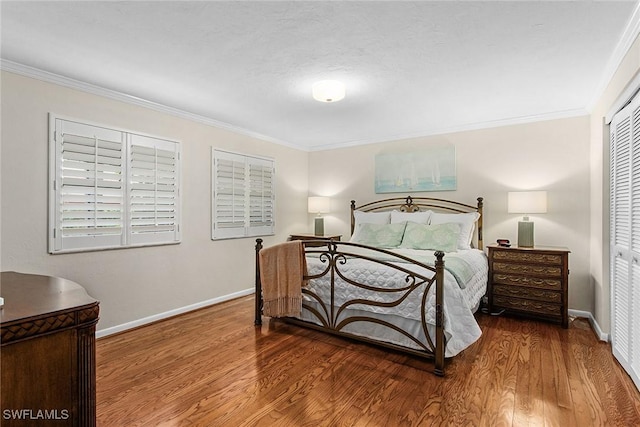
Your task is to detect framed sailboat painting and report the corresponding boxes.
[374,145,456,193]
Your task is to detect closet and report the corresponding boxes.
[610,90,640,391]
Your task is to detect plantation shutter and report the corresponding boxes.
[49,115,181,253]
[249,158,275,235]
[212,150,246,239]
[212,149,275,240]
[51,119,125,252]
[610,91,640,391]
[129,134,181,245]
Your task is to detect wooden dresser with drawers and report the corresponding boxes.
[487,244,570,328]
[1,272,99,426]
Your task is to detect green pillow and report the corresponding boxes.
[399,222,461,252]
[351,222,407,248]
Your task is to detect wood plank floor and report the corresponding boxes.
[96,296,640,426]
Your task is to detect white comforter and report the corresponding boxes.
[301,247,488,357]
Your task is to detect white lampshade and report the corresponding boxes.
[308,196,330,214]
[507,191,547,214]
[312,80,346,103]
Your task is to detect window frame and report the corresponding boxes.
[211,148,275,240]
[48,113,181,254]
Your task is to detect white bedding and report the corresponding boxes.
[297,247,488,357]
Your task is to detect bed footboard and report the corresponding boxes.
[255,238,265,327]
[254,238,447,376]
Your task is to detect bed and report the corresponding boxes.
[254,196,487,376]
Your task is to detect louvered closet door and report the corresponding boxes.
[611,92,640,390]
[630,102,640,383]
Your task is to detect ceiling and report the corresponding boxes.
[1,1,638,151]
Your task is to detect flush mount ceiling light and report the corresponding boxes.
[312,80,346,103]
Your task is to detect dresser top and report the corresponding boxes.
[487,243,570,253]
[290,233,341,237]
[1,271,98,325]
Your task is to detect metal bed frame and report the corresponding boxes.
[255,196,483,376]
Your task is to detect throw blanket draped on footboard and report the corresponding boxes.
[254,238,447,376]
[258,240,307,317]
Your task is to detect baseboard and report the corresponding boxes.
[96,294,611,342]
[569,309,609,342]
[96,288,254,339]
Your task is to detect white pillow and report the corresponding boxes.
[429,211,480,250]
[353,210,391,225]
[351,210,391,242]
[390,210,433,224]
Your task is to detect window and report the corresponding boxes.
[49,114,181,253]
[211,149,274,240]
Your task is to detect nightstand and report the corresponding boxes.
[487,244,570,328]
[289,233,341,246]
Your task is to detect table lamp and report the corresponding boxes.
[308,196,330,236]
[507,191,547,247]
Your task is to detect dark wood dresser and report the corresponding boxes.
[0,272,99,426]
[487,245,570,328]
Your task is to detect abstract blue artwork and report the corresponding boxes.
[375,145,456,193]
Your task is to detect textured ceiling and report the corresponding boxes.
[1,1,637,150]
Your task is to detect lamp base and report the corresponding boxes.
[517,221,534,247]
[314,217,324,236]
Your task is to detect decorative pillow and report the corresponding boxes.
[429,212,480,250]
[400,222,461,252]
[350,222,407,248]
[390,210,433,224]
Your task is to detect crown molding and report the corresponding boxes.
[0,59,305,151]
[0,56,612,152]
[586,1,640,112]
[309,108,589,152]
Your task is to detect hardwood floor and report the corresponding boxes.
[96,296,640,426]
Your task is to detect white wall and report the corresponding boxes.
[309,116,593,312]
[0,71,309,332]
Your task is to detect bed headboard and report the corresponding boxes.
[350,195,484,250]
